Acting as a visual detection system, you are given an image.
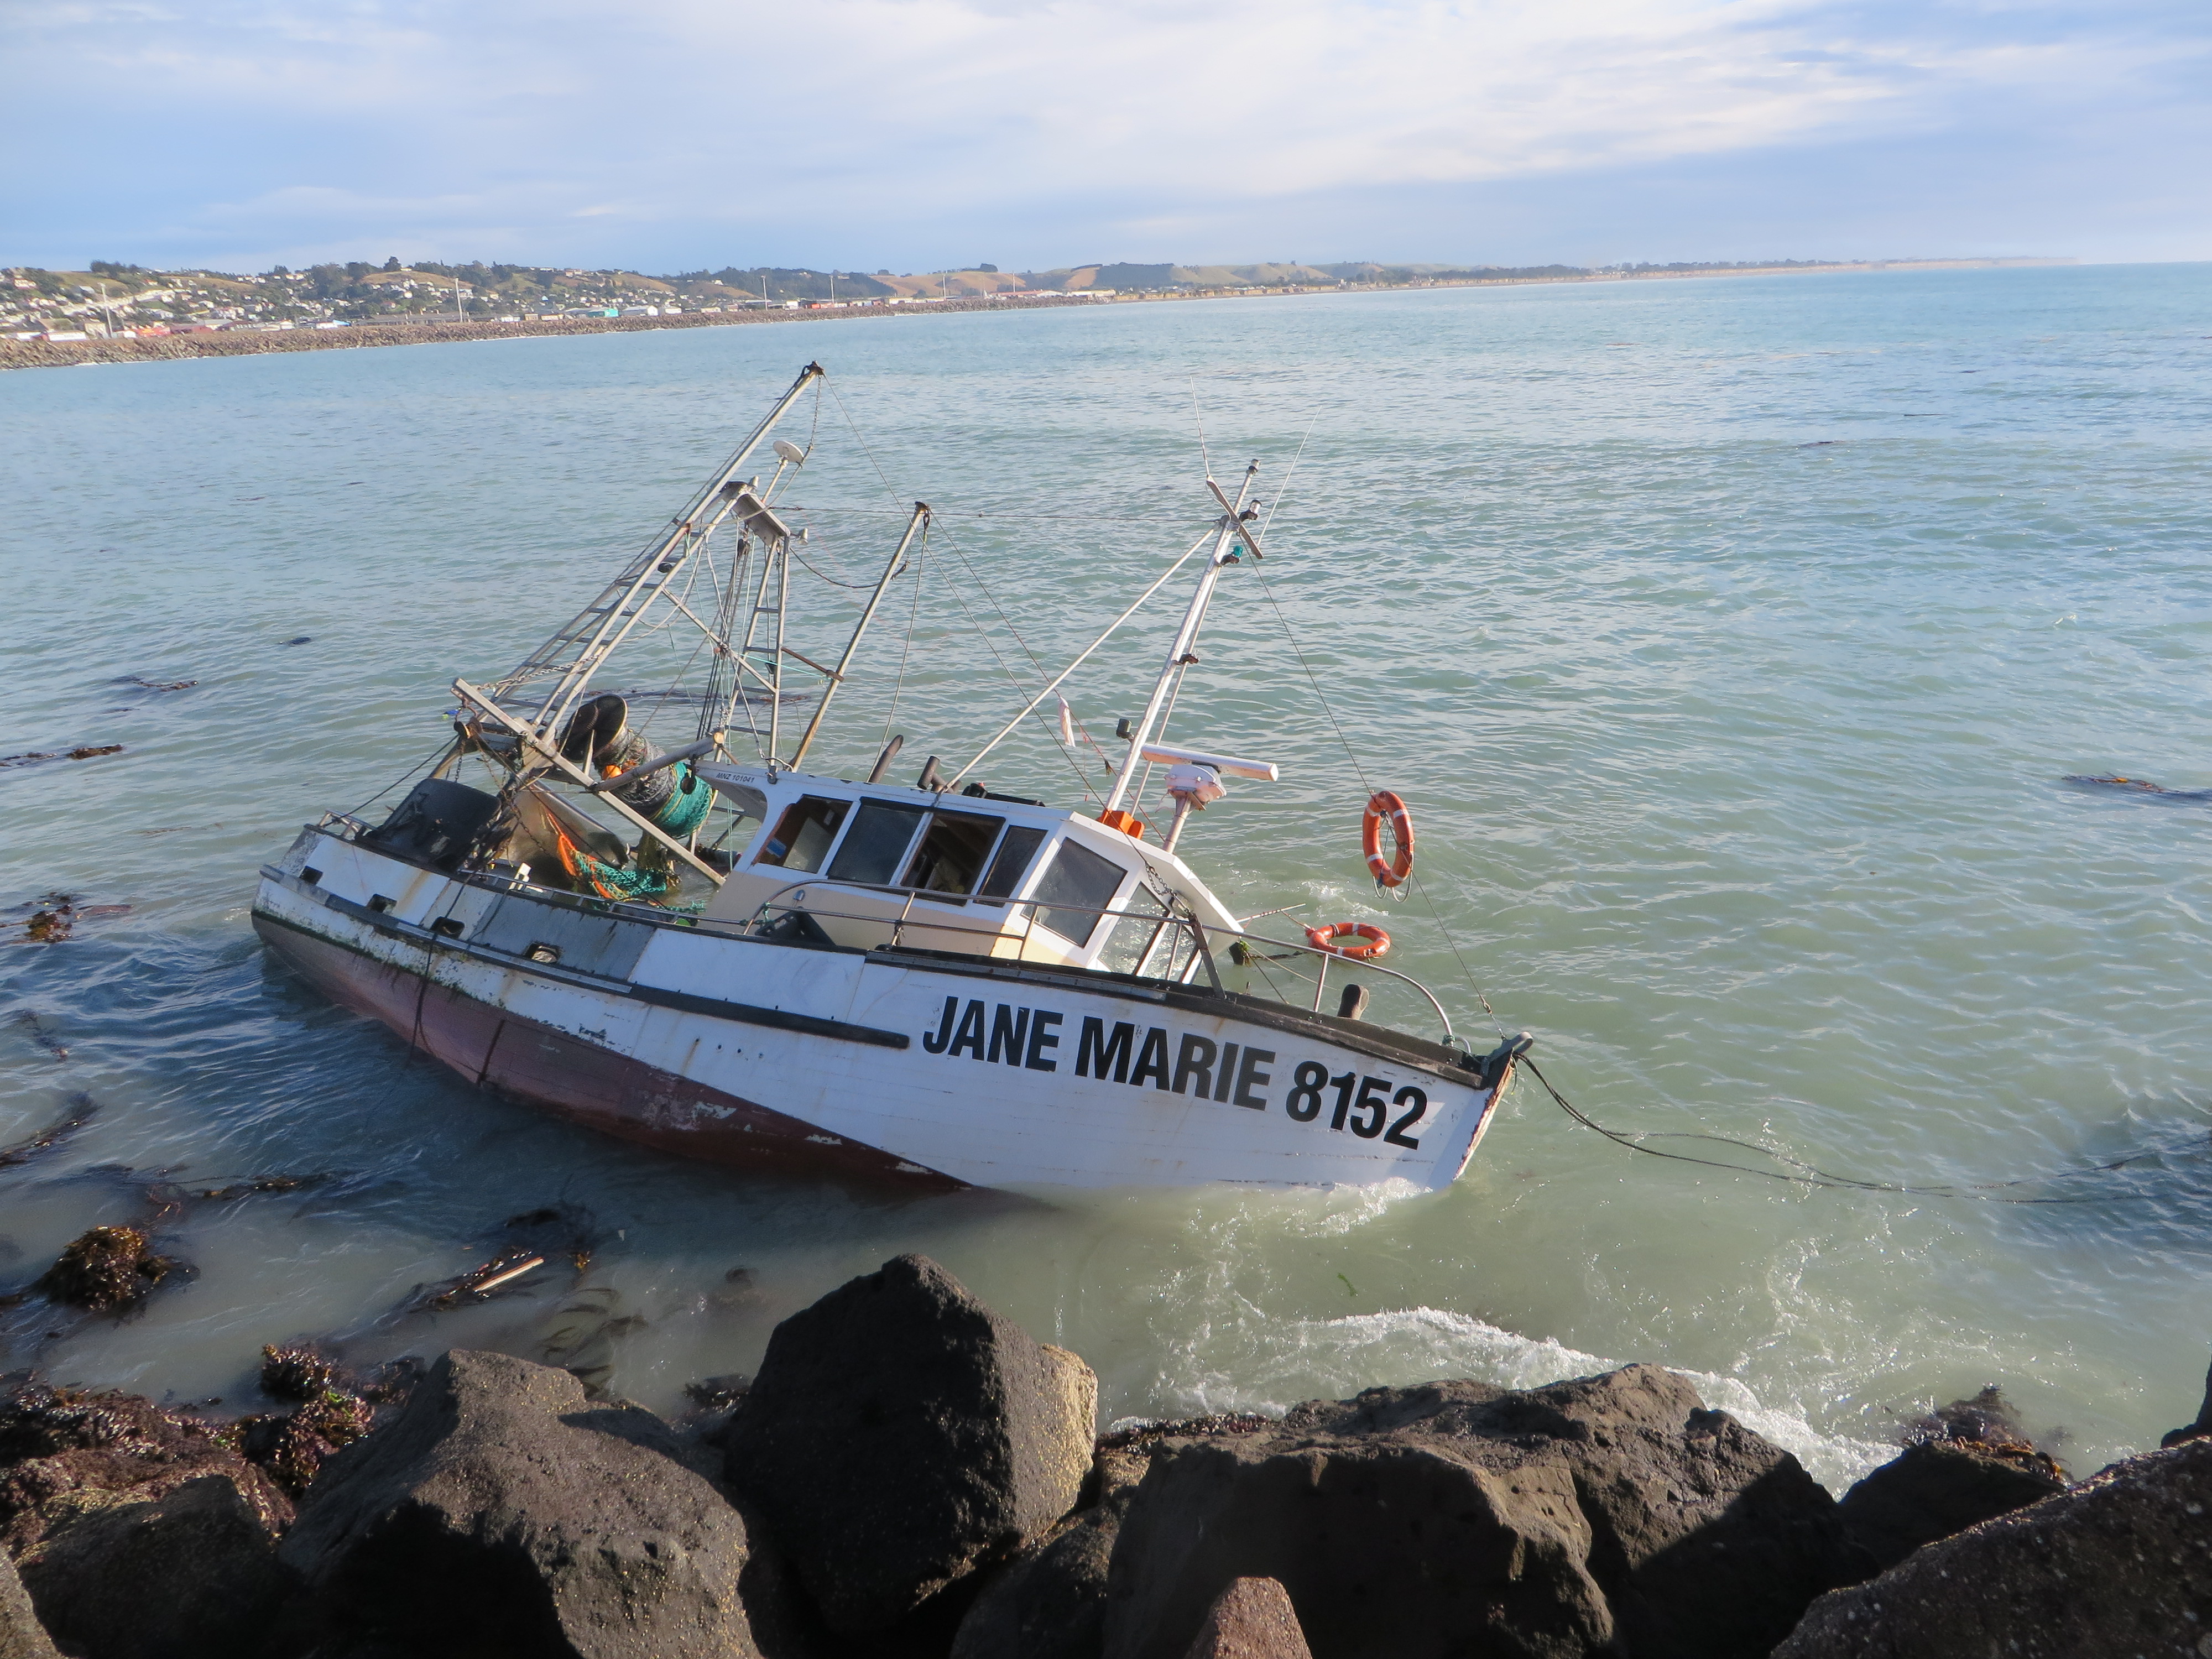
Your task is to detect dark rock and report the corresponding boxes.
[280,1348,797,1658]
[1772,1437,2212,1658]
[1836,1438,2067,1569]
[952,1450,1147,1659]
[0,1380,288,1555]
[34,1225,181,1310]
[684,1375,751,1415]
[1897,1383,2026,1449]
[0,1550,60,1659]
[722,1254,1098,1636]
[14,1470,294,1659]
[1182,1578,1312,1659]
[1103,1366,1858,1659]
[2163,1354,2212,1447]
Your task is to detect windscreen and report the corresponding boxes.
[826,801,928,886]
[755,797,847,873]
[1028,838,1128,946]
[901,810,1004,898]
[977,825,1046,902]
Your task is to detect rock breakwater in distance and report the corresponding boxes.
[0,1248,2205,1657]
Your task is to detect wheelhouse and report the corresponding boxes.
[695,761,1239,976]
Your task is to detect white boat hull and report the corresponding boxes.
[251,827,1512,1191]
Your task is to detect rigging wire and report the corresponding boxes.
[1238,434,1510,1040]
[1240,432,2137,1204]
[345,739,458,821]
[823,380,1100,801]
[878,521,930,753]
[792,547,883,591]
[1190,378,1213,480]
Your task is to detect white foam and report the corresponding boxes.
[1145,1303,1893,1495]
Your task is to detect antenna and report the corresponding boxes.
[773,439,807,465]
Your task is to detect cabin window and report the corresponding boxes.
[756,797,848,872]
[901,810,1004,899]
[977,825,1046,902]
[826,800,928,886]
[1027,839,1128,946]
[1098,886,1179,977]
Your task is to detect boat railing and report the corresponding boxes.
[1229,929,1459,1045]
[742,877,1208,977]
[427,856,1460,1046]
[743,879,1458,1045]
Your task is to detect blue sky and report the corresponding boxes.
[6,0,2207,274]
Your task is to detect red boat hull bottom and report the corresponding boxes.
[255,915,958,1189]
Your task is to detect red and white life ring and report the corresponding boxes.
[1305,921,1391,961]
[1362,791,1414,888]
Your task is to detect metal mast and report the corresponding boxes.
[1099,462,1261,818]
[489,362,825,743]
[789,503,930,770]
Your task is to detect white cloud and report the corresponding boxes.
[5,0,2206,267]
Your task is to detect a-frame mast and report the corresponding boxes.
[488,363,825,744]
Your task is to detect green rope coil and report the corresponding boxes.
[649,765,712,838]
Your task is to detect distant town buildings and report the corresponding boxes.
[1,255,2014,344]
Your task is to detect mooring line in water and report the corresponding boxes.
[1522,1057,2206,1204]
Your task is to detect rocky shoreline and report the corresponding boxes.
[1,1247,2205,1658]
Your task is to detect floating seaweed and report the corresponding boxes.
[0,1094,97,1167]
[0,745,124,770]
[14,1013,68,1061]
[401,1203,602,1314]
[2061,774,2212,803]
[11,895,132,944]
[189,1173,333,1203]
[33,1225,186,1312]
[536,1286,647,1396]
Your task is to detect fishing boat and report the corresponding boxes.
[252,363,1530,1190]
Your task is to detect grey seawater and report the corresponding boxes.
[3,264,2210,1490]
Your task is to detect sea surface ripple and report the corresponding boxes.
[3,263,2209,1490]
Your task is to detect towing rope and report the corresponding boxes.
[1523,1056,2199,1206]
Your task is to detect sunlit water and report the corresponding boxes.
[4,264,2210,1493]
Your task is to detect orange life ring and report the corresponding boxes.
[1362,790,1414,888]
[1305,921,1391,961]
